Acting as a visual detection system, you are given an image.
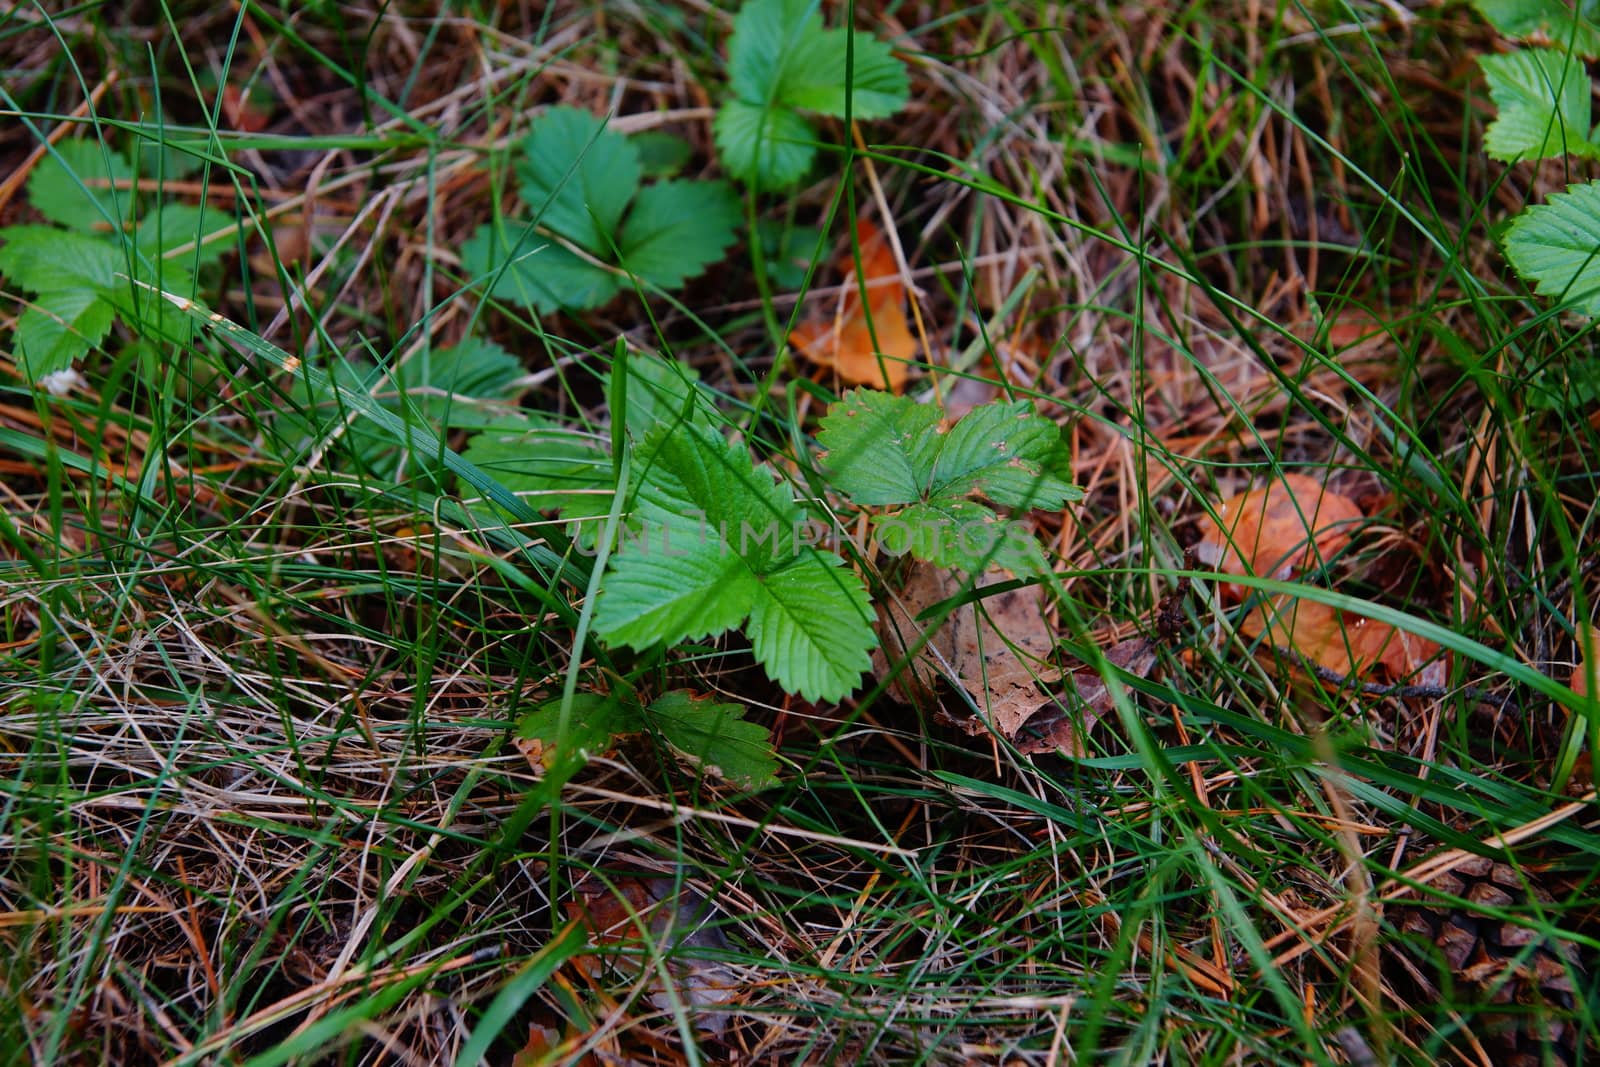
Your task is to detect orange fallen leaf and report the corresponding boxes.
[1243,596,1442,686]
[221,84,272,134]
[1306,308,1388,352]
[1574,626,1597,699]
[1194,473,1364,603]
[790,219,915,392]
[1196,475,1441,685]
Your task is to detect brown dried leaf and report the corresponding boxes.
[1194,474,1364,603]
[873,562,1077,749]
[566,876,740,1037]
[1019,636,1159,754]
[790,219,915,393]
[511,1025,566,1067]
[1197,475,1442,686]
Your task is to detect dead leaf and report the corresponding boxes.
[1196,475,1442,686]
[940,359,1001,420]
[511,1025,565,1067]
[1574,626,1598,699]
[222,85,272,133]
[1321,309,1387,351]
[1242,596,1443,687]
[940,337,1049,419]
[1018,636,1159,754]
[790,219,915,392]
[1194,473,1364,603]
[874,561,1084,750]
[567,875,740,1037]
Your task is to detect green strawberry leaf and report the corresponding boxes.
[516,692,633,779]
[131,121,206,181]
[593,420,875,701]
[1473,0,1600,57]
[1480,48,1599,162]
[456,355,714,545]
[272,358,397,472]
[814,390,943,504]
[514,107,641,251]
[717,0,908,187]
[136,203,235,271]
[727,0,819,104]
[817,391,1081,572]
[756,220,825,289]
[647,690,779,789]
[14,289,116,382]
[744,549,877,700]
[0,226,123,292]
[607,351,717,441]
[818,391,1080,512]
[618,179,740,291]
[1505,179,1600,314]
[461,418,614,545]
[29,140,134,232]
[713,100,818,188]
[876,499,1044,574]
[395,337,523,428]
[516,689,779,790]
[631,131,694,178]
[460,222,620,313]
[107,258,198,345]
[928,399,1079,510]
[780,26,909,119]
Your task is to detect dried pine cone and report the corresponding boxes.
[1388,855,1585,1066]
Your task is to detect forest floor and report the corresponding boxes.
[1,1,1598,1064]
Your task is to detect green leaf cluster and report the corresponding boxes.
[459,353,714,544]
[592,418,877,702]
[1469,1,1600,319]
[816,390,1082,573]
[485,370,1079,783]
[1480,47,1599,162]
[714,0,909,189]
[0,139,237,383]
[461,108,739,314]
[1474,0,1600,57]
[1505,180,1600,316]
[1470,0,1600,164]
[517,689,779,790]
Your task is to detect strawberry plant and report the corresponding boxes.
[517,680,780,790]
[714,0,910,189]
[1473,1,1600,312]
[465,362,1082,781]
[816,389,1082,573]
[0,139,235,388]
[461,107,740,313]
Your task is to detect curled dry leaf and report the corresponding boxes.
[873,561,1091,752]
[790,218,915,392]
[1194,473,1364,602]
[1195,474,1442,685]
[1247,597,1444,687]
